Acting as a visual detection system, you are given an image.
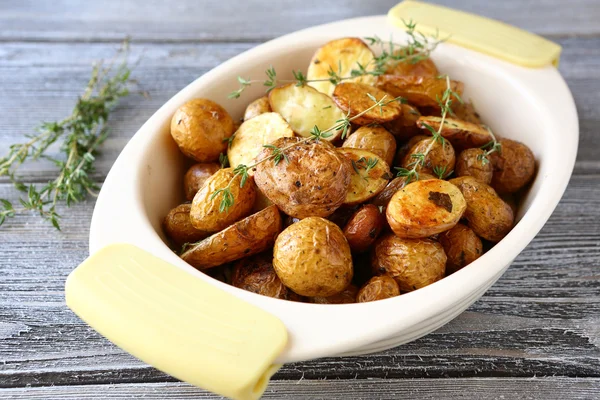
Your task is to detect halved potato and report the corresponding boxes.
[386,178,466,238]
[376,75,464,108]
[269,83,347,141]
[416,116,492,150]
[332,83,402,125]
[181,205,282,270]
[342,125,397,166]
[307,37,376,96]
[337,148,391,205]
[243,96,271,121]
[228,112,294,171]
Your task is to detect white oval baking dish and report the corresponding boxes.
[89,15,578,364]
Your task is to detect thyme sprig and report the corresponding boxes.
[477,127,501,165]
[0,41,133,229]
[351,157,379,181]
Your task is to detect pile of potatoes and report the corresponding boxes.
[163,37,536,304]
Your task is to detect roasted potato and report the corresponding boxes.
[385,48,439,77]
[383,104,422,141]
[231,252,303,301]
[170,98,234,162]
[163,203,208,247]
[181,205,282,269]
[401,136,456,177]
[455,148,493,184]
[343,204,386,253]
[356,275,400,303]
[243,96,271,121]
[332,83,402,125]
[312,284,358,304]
[342,125,397,166]
[273,217,353,297]
[453,101,483,125]
[376,75,464,108]
[228,112,294,171]
[307,37,376,96]
[183,163,221,201]
[371,172,436,208]
[327,205,359,228]
[490,138,536,194]
[371,234,446,292]
[439,223,483,275]
[393,134,429,166]
[190,168,256,232]
[338,148,391,205]
[386,178,466,238]
[254,137,351,219]
[269,83,347,141]
[450,176,514,242]
[416,116,493,150]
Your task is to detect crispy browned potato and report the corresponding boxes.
[371,234,446,292]
[455,148,493,184]
[307,37,376,96]
[181,205,281,269]
[356,275,400,302]
[386,179,466,238]
[337,148,391,205]
[332,83,402,125]
[231,252,303,301]
[312,284,358,304]
[453,101,483,125]
[342,125,397,166]
[393,134,429,167]
[254,137,351,219]
[243,96,271,121]
[343,204,386,253]
[273,217,353,297]
[450,176,514,242]
[439,223,483,274]
[490,138,536,194]
[190,168,256,232]
[416,116,493,150]
[376,75,464,108]
[385,49,439,77]
[383,104,422,141]
[371,172,436,208]
[183,163,221,201]
[401,136,456,177]
[163,203,208,247]
[171,99,234,162]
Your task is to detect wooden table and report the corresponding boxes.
[1,1,599,398]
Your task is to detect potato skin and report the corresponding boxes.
[385,49,439,78]
[332,83,402,125]
[455,148,493,185]
[356,275,400,303]
[254,137,351,219]
[383,104,422,141]
[490,139,536,194]
[163,203,208,247]
[243,96,271,121]
[394,134,429,167]
[183,163,220,201]
[181,205,282,269]
[371,234,446,292]
[376,75,464,108]
[312,284,358,304]
[371,172,436,208]
[190,168,256,232]
[439,223,483,274]
[342,125,397,166]
[416,116,492,151]
[338,148,391,206]
[171,99,234,162]
[273,217,353,297]
[450,176,514,242]
[343,204,386,253]
[402,137,455,177]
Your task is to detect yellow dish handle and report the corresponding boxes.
[65,244,287,400]
[388,0,561,68]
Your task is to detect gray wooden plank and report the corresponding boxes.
[0,0,598,42]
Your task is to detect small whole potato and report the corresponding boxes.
[455,148,493,185]
[190,168,256,232]
[343,204,386,253]
[342,125,397,166]
[163,203,208,247]
[356,275,400,303]
[439,223,483,274]
[383,104,422,141]
[371,234,446,292]
[273,217,353,297]
[171,98,234,162]
[394,134,428,167]
[402,137,456,177]
[450,176,514,242]
[183,163,221,201]
[490,138,536,194]
[243,96,271,121]
[312,284,359,304]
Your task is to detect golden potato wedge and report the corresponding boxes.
[228,112,294,171]
[337,148,391,206]
[163,203,209,247]
[385,48,439,78]
[416,116,493,150]
[269,83,347,141]
[342,204,386,253]
[273,217,353,297]
[455,148,493,184]
[312,284,358,304]
[190,168,256,232]
[243,96,271,121]
[181,205,281,269]
[371,234,446,292]
[386,179,466,239]
[307,37,376,96]
[183,163,220,201]
[401,136,456,177]
[376,75,464,108]
[439,223,483,275]
[383,104,422,141]
[342,125,397,166]
[356,275,400,302]
[490,138,536,194]
[332,83,402,125]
